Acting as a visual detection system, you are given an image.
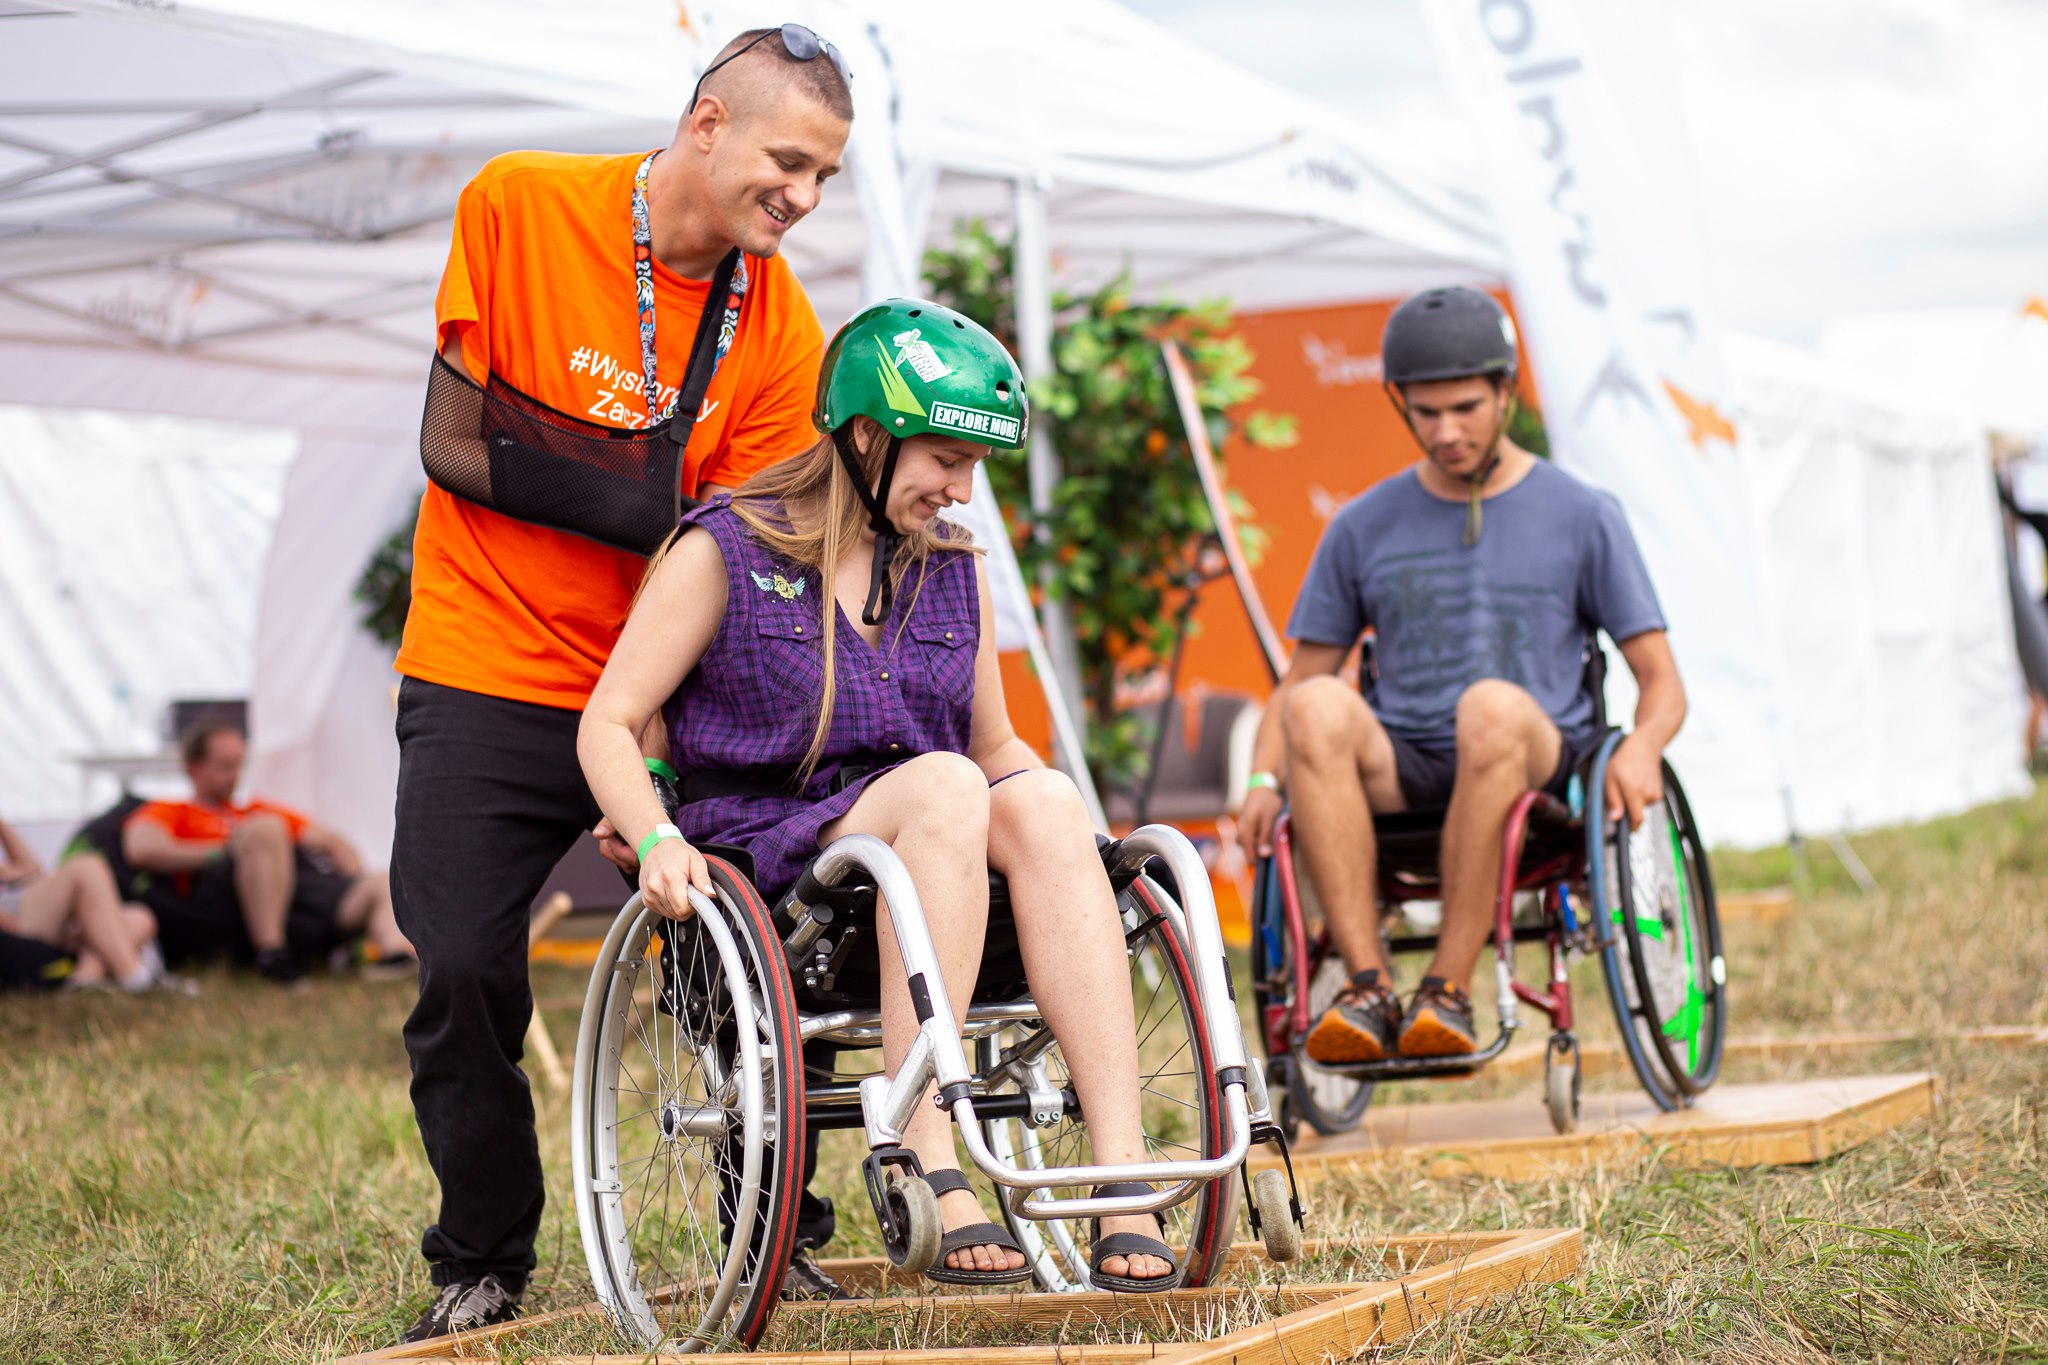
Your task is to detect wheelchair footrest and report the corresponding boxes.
[1312,1026,1517,1081]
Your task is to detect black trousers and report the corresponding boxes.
[392,676,831,1291]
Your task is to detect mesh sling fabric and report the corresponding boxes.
[418,249,739,556]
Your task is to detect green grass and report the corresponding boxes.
[5,789,2048,1363]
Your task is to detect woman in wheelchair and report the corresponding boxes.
[579,299,1178,1291]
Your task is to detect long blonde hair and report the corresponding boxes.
[642,417,979,778]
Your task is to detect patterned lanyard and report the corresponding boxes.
[632,150,750,426]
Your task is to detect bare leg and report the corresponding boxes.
[1429,681,1562,990]
[987,771,1169,1282]
[230,814,296,954]
[70,905,159,986]
[16,855,147,983]
[1280,677,1407,977]
[334,873,412,957]
[820,752,1021,1277]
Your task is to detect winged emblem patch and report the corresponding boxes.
[749,569,806,601]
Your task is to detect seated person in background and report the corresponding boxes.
[581,300,1178,1291]
[0,816,178,992]
[1236,286,1686,1063]
[121,718,414,986]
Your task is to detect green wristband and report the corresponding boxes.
[636,823,683,861]
[1246,771,1280,795]
[644,758,681,782]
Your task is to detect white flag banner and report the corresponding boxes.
[1423,0,1788,843]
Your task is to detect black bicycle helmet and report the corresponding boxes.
[1382,286,1518,387]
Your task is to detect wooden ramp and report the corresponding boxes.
[327,1230,1579,1364]
[1255,1072,1936,1185]
[1492,1025,2044,1082]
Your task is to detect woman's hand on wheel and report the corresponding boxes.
[640,837,712,921]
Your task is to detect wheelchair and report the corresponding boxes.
[1250,645,1728,1139]
[570,799,1304,1353]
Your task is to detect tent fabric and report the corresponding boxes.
[1820,304,2048,443]
[0,340,422,866]
[1721,333,2029,839]
[0,0,1502,869]
[0,399,296,833]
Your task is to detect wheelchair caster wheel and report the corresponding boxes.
[1251,1169,1301,1263]
[1545,1034,1582,1135]
[884,1176,942,1274]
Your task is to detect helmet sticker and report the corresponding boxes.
[1499,314,1518,351]
[929,401,1021,445]
[892,328,953,383]
[873,339,928,418]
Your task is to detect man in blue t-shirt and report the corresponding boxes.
[1236,287,1687,1062]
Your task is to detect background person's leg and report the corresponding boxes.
[393,678,595,1295]
[15,854,148,985]
[228,813,296,956]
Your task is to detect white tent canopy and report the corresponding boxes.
[0,0,1498,864]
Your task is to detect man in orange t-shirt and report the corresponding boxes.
[389,28,853,1343]
[121,718,412,979]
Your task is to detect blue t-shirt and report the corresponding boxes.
[1286,461,1665,745]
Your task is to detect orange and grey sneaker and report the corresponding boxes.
[1303,969,1403,1064]
[1398,976,1479,1057]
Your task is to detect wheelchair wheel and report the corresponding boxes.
[978,874,1236,1292]
[572,859,807,1352]
[1251,852,1372,1138]
[1589,754,1727,1109]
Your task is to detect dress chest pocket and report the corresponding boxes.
[905,618,976,708]
[753,611,826,709]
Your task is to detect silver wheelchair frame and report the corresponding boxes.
[571,822,1302,1353]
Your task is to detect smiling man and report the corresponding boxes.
[390,28,851,1344]
[1236,286,1686,1066]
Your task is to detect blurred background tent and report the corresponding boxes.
[0,0,2031,866]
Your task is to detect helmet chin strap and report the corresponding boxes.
[832,426,906,625]
[1385,383,1516,548]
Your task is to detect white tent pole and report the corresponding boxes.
[1011,170,1088,758]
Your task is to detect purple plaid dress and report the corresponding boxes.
[663,496,980,899]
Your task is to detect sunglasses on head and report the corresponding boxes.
[689,23,852,112]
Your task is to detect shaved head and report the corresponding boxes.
[691,27,853,126]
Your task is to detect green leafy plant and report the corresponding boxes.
[924,221,1297,792]
[354,494,419,650]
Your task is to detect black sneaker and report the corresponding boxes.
[782,1241,850,1300]
[1303,969,1403,1064]
[400,1274,523,1344]
[1398,975,1479,1057]
[252,946,308,990]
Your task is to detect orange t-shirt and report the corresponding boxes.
[398,150,827,709]
[129,799,311,845]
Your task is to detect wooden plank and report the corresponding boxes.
[322,1229,1580,1364]
[811,1232,1505,1296]
[1252,1073,1937,1185]
[1717,885,1795,925]
[1493,1025,2045,1081]
[1154,1226,1582,1365]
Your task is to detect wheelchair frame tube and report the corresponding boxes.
[796,828,1257,1223]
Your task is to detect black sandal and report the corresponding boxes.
[920,1169,1034,1287]
[1087,1181,1181,1293]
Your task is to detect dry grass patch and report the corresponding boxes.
[3,789,2047,1362]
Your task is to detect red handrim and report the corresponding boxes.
[702,857,809,1350]
[1126,876,1233,1289]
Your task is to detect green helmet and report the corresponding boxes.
[813,298,1030,451]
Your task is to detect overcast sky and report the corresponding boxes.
[1120,0,2048,345]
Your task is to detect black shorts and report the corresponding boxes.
[0,926,72,991]
[1384,726,1604,814]
[149,850,357,967]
